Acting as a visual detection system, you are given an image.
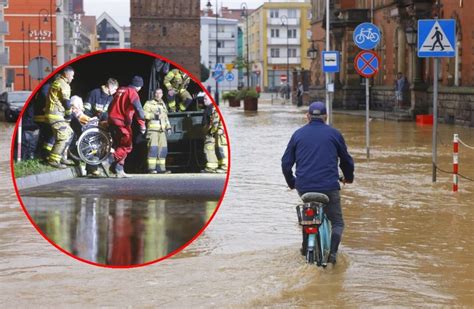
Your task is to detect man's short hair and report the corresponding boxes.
[107,78,118,87]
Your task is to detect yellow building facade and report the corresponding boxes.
[247,1,312,90]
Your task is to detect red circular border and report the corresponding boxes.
[354,50,380,78]
[9,48,232,269]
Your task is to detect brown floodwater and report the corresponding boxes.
[1,103,473,307]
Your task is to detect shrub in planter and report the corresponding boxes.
[237,88,259,111]
[222,90,240,107]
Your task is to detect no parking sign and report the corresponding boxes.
[354,50,380,78]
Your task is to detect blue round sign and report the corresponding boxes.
[353,22,381,50]
[225,72,234,81]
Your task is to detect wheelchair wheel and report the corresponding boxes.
[76,127,111,165]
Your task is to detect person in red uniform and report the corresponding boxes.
[107,76,146,178]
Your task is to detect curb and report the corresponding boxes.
[16,167,80,191]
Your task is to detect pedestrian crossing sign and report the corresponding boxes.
[418,19,456,58]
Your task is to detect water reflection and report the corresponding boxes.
[23,196,217,266]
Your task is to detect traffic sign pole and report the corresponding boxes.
[432,58,439,182]
[417,19,456,182]
[353,21,380,160]
[366,78,370,159]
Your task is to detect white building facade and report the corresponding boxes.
[201,16,239,91]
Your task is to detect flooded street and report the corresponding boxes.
[1,103,473,306]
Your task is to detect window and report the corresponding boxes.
[217,56,225,63]
[271,29,280,38]
[271,48,280,58]
[288,48,297,57]
[270,10,279,18]
[217,41,224,48]
[288,9,297,18]
[287,29,297,38]
[218,25,225,33]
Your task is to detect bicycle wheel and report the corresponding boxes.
[319,217,332,266]
[355,33,365,44]
[76,127,112,165]
[370,32,380,42]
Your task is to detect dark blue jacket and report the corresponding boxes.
[84,87,113,120]
[281,119,354,193]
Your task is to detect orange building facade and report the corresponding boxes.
[5,0,57,91]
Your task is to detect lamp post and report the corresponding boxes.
[405,25,416,88]
[240,2,250,88]
[21,22,26,90]
[27,24,32,90]
[280,15,289,99]
[307,40,318,85]
[38,9,49,59]
[206,0,219,105]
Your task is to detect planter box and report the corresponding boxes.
[229,98,241,107]
[244,98,258,111]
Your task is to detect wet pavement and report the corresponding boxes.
[1,103,474,306]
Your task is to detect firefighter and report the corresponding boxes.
[84,78,119,121]
[107,75,146,178]
[33,80,56,160]
[163,68,192,112]
[201,93,228,173]
[44,66,75,168]
[84,78,118,176]
[143,88,172,174]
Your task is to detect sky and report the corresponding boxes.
[83,0,268,27]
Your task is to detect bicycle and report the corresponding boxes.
[355,28,380,44]
[296,192,332,267]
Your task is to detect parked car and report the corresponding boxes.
[0,91,32,122]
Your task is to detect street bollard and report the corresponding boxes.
[453,134,459,192]
[17,118,22,162]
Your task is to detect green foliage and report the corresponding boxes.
[236,88,260,100]
[14,159,57,178]
[222,90,239,101]
[233,57,250,71]
[200,63,210,81]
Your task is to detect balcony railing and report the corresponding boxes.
[209,32,236,40]
[268,57,300,65]
[268,18,299,26]
[268,37,300,45]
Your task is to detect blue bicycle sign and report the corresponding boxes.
[353,22,381,50]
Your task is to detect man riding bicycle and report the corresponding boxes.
[281,101,354,264]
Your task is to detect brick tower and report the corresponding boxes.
[130,0,201,78]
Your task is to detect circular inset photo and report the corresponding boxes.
[10,49,230,267]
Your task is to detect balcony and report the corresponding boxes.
[268,18,299,26]
[268,57,300,65]
[0,51,9,65]
[209,47,236,56]
[0,21,8,35]
[268,37,299,45]
[209,32,236,40]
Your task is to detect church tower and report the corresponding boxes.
[130,0,201,78]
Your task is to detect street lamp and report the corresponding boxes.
[38,9,49,59]
[240,2,250,88]
[280,15,289,99]
[405,25,417,86]
[206,0,220,105]
[307,40,318,60]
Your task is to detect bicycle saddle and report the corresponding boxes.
[301,192,329,204]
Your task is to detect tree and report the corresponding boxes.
[200,63,210,82]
